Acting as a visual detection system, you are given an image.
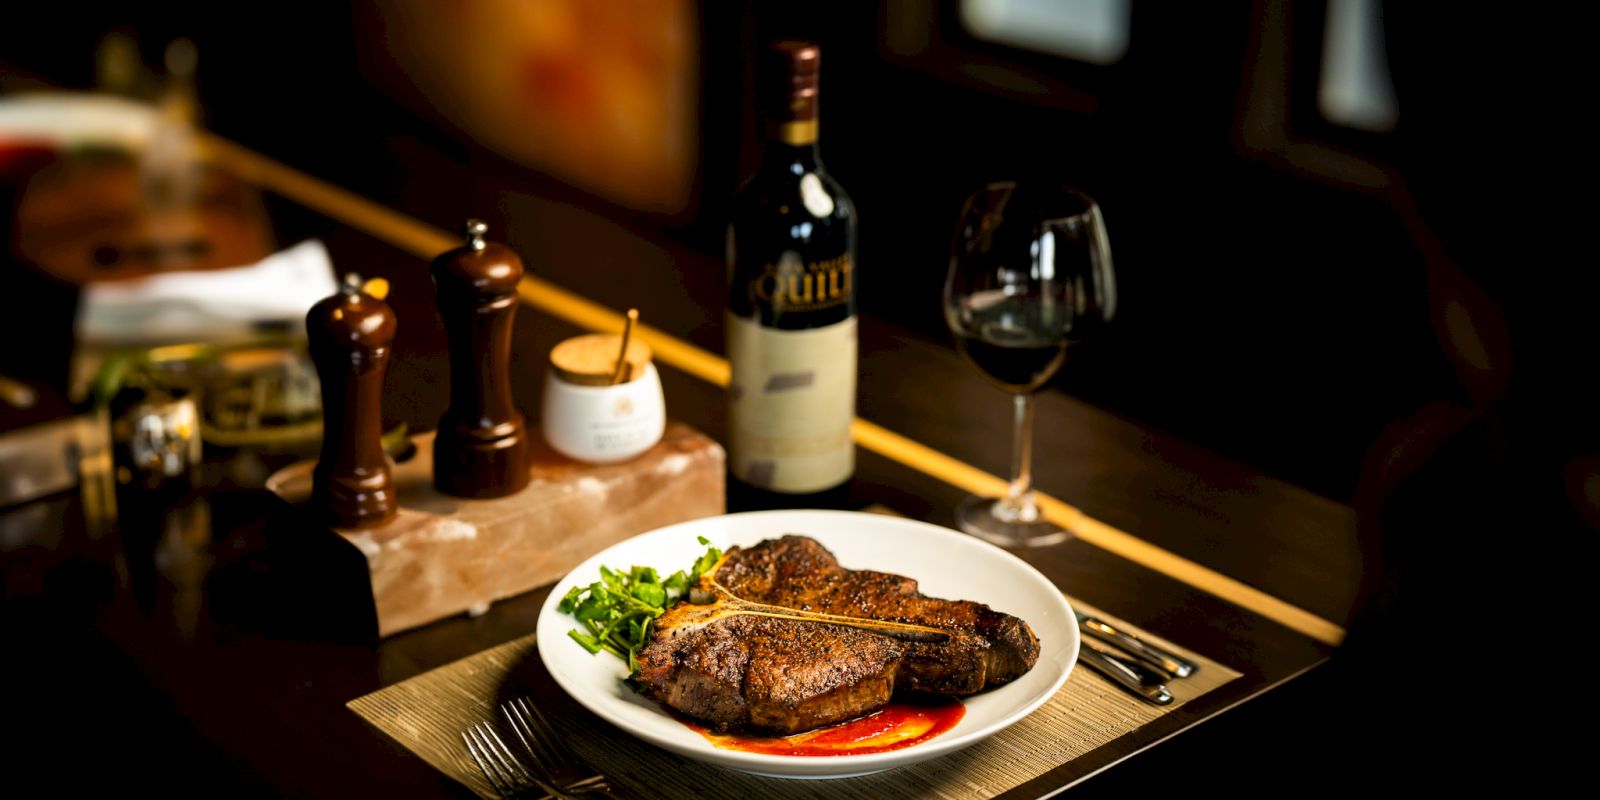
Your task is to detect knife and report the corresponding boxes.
[1078,639,1173,705]
[1076,612,1197,679]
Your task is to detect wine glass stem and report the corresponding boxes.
[997,392,1040,523]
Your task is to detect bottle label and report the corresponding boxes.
[748,252,854,314]
[726,312,856,493]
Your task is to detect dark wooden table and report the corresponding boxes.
[1,134,1356,798]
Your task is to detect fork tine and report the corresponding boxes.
[503,697,564,775]
[501,697,611,796]
[481,724,537,789]
[502,698,553,774]
[495,720,589,799]
[523,698,578,764]
[463,727,514,799]
[462,730,490,793]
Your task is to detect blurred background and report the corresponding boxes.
[2,2,1590,794]
[0,0,1581,509]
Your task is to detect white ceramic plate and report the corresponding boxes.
[534,510,1078,779]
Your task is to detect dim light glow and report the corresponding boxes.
[1318,0,1399,131]
[962,0,1131,65]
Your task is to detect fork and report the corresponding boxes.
[500,696,610,796]
[462,720,583,800]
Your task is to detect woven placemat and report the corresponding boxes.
[349,596,1238,799]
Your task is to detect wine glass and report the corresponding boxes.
[943,183,1116,547]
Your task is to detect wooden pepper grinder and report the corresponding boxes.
[307,274,398,529]
[431,219,531,498]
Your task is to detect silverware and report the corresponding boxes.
[500,696,609,796]
[1079,639,1174,706]
[1076,611,1197,679]
[462,720,581,800]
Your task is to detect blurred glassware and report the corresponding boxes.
[110,374,201,492]
[94,31,144,97]
[96,338,325,459]
[196,344,322,449]
[139,37,205,274]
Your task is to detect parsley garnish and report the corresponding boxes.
[557,536,721,672]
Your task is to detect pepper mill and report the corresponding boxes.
[431,219,531,498]
[306,274,398,529]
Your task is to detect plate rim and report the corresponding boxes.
[534,509,1078,777]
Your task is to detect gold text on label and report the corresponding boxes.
[754,254,853,312]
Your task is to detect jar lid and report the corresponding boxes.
[549,333,653,386]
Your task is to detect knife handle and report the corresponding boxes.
[1079,641,1173,706]
[1080,616,1197,679]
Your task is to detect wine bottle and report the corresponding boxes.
[725,40,858,508]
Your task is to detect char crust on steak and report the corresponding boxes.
[632,535,1040,735]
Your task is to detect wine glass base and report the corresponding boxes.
[955,495,1071,548]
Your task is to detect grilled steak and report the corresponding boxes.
[633,535,1040,734]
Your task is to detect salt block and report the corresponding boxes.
[266,422,725,637]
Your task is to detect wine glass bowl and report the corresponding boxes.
[944,183,1115,546]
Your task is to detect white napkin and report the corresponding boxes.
[76,239,339,343]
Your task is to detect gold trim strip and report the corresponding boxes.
[205,135,1346,646]
[851,420,1346,645]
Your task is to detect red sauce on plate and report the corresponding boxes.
[679,698,966,757]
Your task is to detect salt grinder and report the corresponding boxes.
[307,274,398,529]
[431,220,531,498]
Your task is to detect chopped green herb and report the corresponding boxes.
[567,630,603,654]
[560,540,722,668]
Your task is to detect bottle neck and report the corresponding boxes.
[762,123,822,173]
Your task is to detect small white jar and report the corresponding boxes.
[542,361,665,464]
